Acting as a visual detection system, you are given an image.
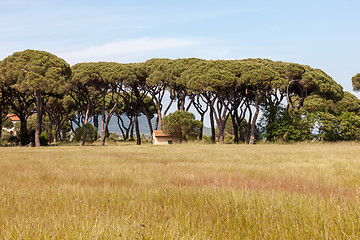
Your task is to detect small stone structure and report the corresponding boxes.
[152,130,181,145]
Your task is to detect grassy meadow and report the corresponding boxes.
[1,142,360,239]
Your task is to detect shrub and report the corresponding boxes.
[162,111,203,142]
[73,123,98,144]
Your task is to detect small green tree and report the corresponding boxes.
[162,111,203,142]
[73,123,98,145]
[352,73,360,91]
[0,50,71,147]
[261,107,313,142]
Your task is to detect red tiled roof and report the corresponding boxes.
[6,114,20,121]
[153,130,169,137]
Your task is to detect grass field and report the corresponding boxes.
[1,142,360,239]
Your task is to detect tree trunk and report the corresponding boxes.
[53,120,59,143]
[199,114,204,140]
[0,106,3,141]
[156,102,162,130]
[236,113,245,143]
[117,116,127,141]
[141,101,153,135]
[245,103,252,143]
[100,97,106,146]
[249,92,259,145]
[100,93,118,146]
[130,122,134,141]
[19,115,29,146]
[209,106,216,144]
[135,115,141,145]
[106,126,110,138]
[47,119,53,145]
[93,114,99,141]
[80,103,91,146]
[35,90,43,147]
[180,100,185,111]
[231,112,239,144]
[218,123,225,144]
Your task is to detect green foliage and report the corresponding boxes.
[310,112,339,141]
[261,108,313,142]
[302,92,360,141]
[1,129,19,145]
[214,116,249,143]
[352,73,360,91]
[303,92,360,115]
[162,111,203,141]
[338,112,360,140]
[2,116,13,129]
[0,52,353,145]
[0,49,71,94]
[106,132,119,142]
[311,112,360,141]
[73,123,98,144]
[239,66,279,88]
[224,135,234,144]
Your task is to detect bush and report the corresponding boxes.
[107,132,119,142]
[1,130,19,146]
[162,111,203,142]
[73,123,98,144]
[224,135,234,144]
[29,129,48,146]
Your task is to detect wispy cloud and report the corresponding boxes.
[59,37,200,64]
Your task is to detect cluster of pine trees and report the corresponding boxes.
[1,49,359,147]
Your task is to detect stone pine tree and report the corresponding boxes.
[69,62,127,146]
[0,59,12,141]
[162,110,203,142]
[0,50,71,147]
[239,66,280,144]
[144,58,172,131]
[352,73,360,91]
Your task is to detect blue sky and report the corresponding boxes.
[1,0,359,93]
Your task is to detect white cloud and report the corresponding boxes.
[58,37,200,64]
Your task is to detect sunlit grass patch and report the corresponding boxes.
[1,142,360,239]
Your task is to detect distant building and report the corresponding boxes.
[2,114,20,136]
[152,130,180,145]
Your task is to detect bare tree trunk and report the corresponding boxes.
[100,93,107,146]
[106,126,110,138]
[156,102,162,130]
[117,116,127,140]
[19,116,29,146]
[218,121,225,144]
[231,112,239,144]
[35,90,43,147]
[163,97,174,116]
[199,114,204,140]
[80,103,91,146]
[100,112,106,146]
[47,119,53,145]
[0,106,3,141]
[245,102,252,143]
[93,114,99,141]
[209,106,216,144]
[53,120,59,143]
[130,122,134,141]
[236,110,246,143]
[135,115,141,145]
[249,92,259,145]
[141,101,153,135]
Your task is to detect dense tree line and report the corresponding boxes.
[1,49,359,147]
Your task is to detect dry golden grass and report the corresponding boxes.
[1,142,360,239]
